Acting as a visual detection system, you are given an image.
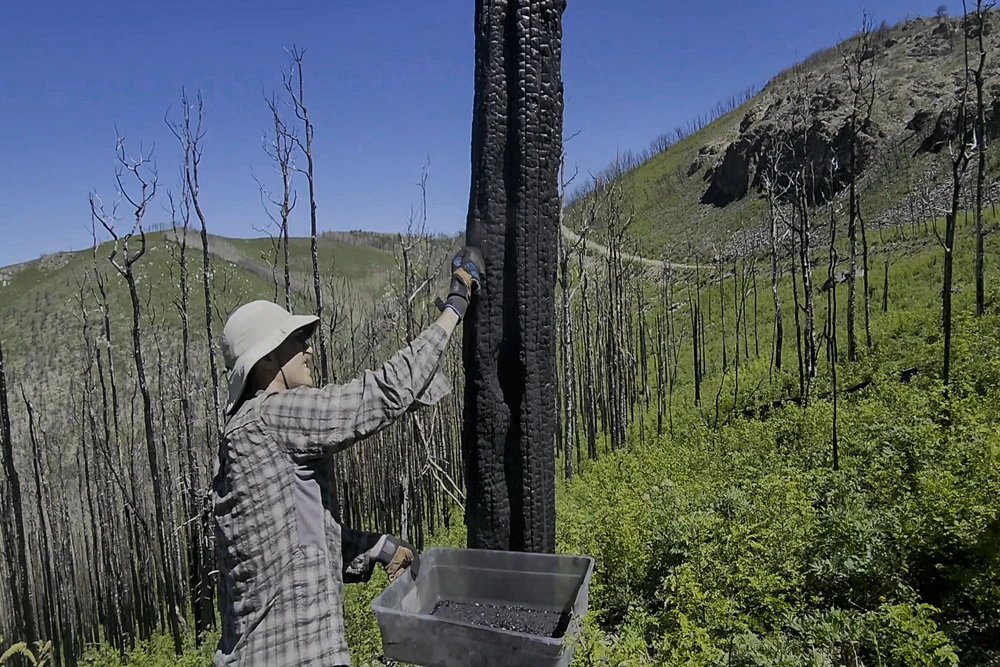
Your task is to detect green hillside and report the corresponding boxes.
[6,9,1000,667]
[0,229,438,411]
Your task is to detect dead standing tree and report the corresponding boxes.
[284,47,331,385]
[391,161,441,542]
[0,334,34,645]
[786,68,819,395]
[168,89,223,450]
[168,92,220,643]
[20,387,61,666]
[595,172,636,452]
[90,139,183,655]
[463,0,564,553]
[842,11,879,359]
[557,154,582,480]
[252,93,299,311]
[941,3,976,385]
[166,187,213,641]
[89,222,147,649]
[761,148,790,378]
[576,222,598,461]
[826,190,841,470]
[973,0,994,316]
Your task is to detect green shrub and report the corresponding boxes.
[1,636,53,666]
[557,305,1000,664]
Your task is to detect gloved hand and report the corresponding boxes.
[438,246,484,321]
[375,534,420,582]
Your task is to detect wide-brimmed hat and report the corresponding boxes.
[222,300,319,415]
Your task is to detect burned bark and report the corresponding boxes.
[21,387,61,665]
[974,0,992,316]
[944,3,975,385]
[0,335,35,644]
[463,0,564,553]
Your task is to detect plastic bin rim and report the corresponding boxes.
[370,548,595,645]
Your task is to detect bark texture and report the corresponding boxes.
[463,0,564,553]
[0,335,34,644]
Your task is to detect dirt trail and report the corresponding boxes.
[560,225,698,270]
[167,227,315,295]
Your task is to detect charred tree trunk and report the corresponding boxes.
[175,92,223,447]
[22,388,62,666]
[92,142,183,654]
[883,258,890,313]
[77,296,107,640]
[129,243,182,653]
[828,201,840,470]
[171,194,213,641]
[975,0,988,317]
[797,177,817,386]
[463,0,563,553]
[287,49,331,385]
[692,292,702,406]
[558,229,575,481]
[790,239,806,398]
[718,260,728,371]
[767,186,783,373]
[0,335,35,644]
[847,149,858,361]
[859,195,872,349]
[578,230,597,461]
[944,7,973,386]
[752,262,760,358]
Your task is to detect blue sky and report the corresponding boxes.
[1,0,947,267]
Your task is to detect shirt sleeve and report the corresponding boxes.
[259,323,452,460]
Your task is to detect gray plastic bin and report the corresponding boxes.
[370,547,595,667]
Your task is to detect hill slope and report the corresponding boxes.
[565,11,1000,261]
[0,229,446,409]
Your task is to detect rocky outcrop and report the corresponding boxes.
[919,98,1000,153]
[696,12,1000,210]
[0,260,38,287]
[38,252,71,272]
[703,92,879,207]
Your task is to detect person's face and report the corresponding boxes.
[268,328,315,390]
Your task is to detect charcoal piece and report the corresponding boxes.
[463,0,564,553]
[430,599,570,638]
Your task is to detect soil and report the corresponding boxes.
[430,599,570,638]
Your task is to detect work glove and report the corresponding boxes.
[437,246,484,321]
[375,534,420,582]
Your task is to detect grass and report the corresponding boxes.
[224,235,396,282]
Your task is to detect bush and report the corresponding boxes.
[558,309,1000,664]
[1,636,52,666]
[80,631,216,667]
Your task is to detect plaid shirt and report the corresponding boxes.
[212,323,451,666]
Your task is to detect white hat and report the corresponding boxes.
[222,300,319,415]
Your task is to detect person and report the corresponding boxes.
[212,247,483,666]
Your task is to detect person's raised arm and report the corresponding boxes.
[260,247,481,460]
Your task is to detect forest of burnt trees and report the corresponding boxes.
[1,4,998,665]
